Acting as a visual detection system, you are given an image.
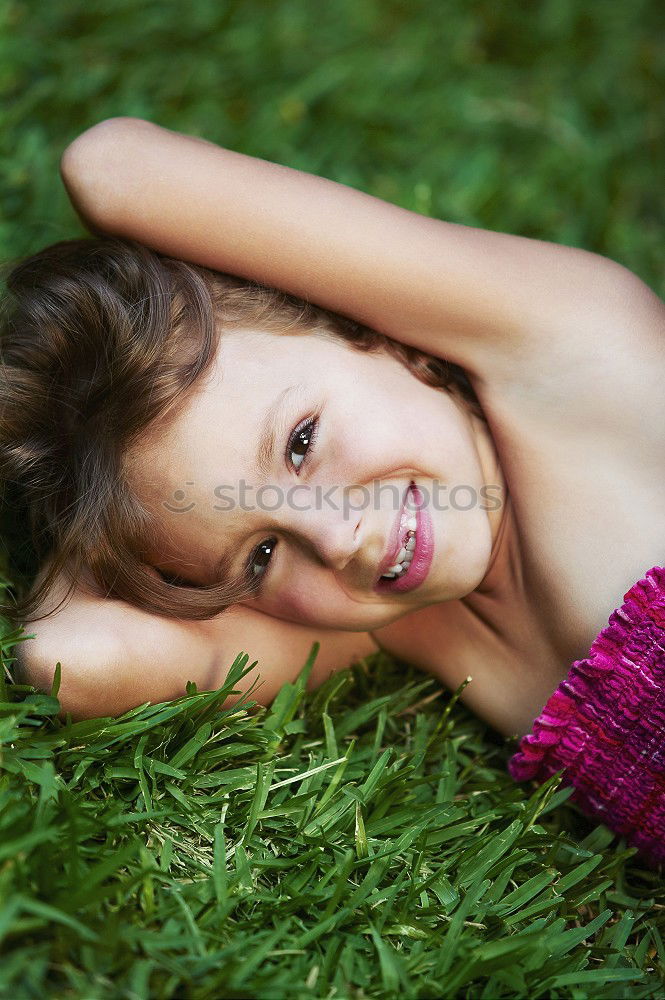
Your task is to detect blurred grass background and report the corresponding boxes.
[1,2,665,997]
[1,0,663,295]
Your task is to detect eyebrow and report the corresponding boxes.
[256,382,304,479]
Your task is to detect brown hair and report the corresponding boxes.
[0,236,482,624]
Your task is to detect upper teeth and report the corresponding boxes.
[382,528,417,579]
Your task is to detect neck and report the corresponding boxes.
[466,410,522,600]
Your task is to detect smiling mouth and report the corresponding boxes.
[380,519,417,579]
[374,481,434,595]
[376,481,417,583]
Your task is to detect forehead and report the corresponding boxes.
[123,327,349,509]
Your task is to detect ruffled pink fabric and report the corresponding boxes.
[509,565,665,868]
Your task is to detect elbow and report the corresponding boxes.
[60,117,157,233]
[60,117,155,174]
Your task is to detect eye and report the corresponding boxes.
[246,414,320,589]
[287,416,318,473]
[247,536,277,584]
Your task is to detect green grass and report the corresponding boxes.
[2,613,665,999]
[1,1,664,996]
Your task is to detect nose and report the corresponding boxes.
[277,490,361,572]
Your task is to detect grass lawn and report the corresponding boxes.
[1,1,664,996]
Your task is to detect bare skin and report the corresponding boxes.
[21,118,665,736]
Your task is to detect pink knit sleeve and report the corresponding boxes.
[509,565,665,869]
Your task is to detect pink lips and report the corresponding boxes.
[374,483,434,594]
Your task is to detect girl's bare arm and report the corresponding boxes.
[59,117,656,383]
[19,561,377,720]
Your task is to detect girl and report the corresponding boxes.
[3,118,665,865]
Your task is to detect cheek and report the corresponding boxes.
[249,574,416,632]
[257,569,362,629]
[265,577,335,626]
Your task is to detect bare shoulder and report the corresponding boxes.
[480,262,665,449]
[19,562,378,720]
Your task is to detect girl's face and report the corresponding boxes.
[131,328,507,631]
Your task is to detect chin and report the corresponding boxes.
[425,547,492,604]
